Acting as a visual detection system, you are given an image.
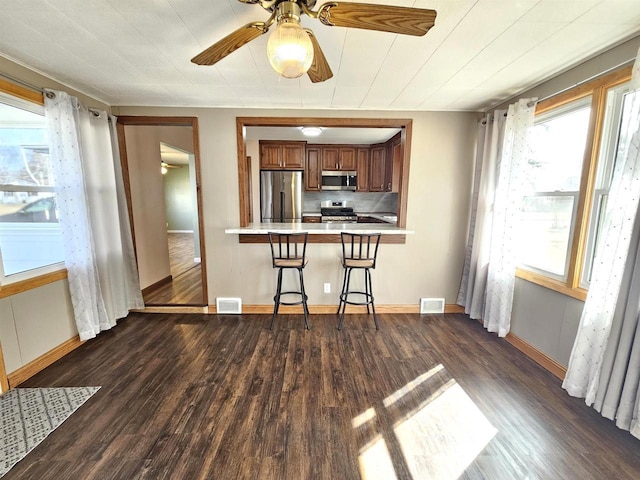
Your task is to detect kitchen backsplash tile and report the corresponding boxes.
[304,192,397,213]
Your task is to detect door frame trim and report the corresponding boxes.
[116,116,208,306]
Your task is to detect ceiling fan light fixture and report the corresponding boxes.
[161,165,168,175]
[267,3,313,79]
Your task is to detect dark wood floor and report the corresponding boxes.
[144,232,204,305]
[9,313,640,479]
[143,263,203,305]
[168,232,197,279]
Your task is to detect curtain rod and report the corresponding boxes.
[43,89,102,117]
[1,72,105,117]
[0,71,43,95]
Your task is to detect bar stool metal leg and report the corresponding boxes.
[338,267,352,330]
[364,269,371,315]
[337,266,349,315]
[270,267,283,330]
[367,268,379,330]
[298,267,310,330]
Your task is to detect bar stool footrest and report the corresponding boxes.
[339,291,374,306]
[274,290,308,306]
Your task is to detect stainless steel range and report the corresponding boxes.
[320,201,357,223]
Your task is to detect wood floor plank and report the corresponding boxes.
[5,312,640,479]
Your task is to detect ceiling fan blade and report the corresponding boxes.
[191,22,268,66]
[161,162,181,169]
[306,30,333,83]
[317,3,436,37]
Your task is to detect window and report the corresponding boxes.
[516,66,634,300]
[581,85,640,287]
[0,91,64,283]
[519,98,591,279]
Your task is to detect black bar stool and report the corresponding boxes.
[337,232,381,330]
[268,232,310,330]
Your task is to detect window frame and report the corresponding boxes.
[516,65,633,301]
[0,78,67,292]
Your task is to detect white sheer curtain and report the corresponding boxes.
[458,99,536,337]
[562,48,640,435]
[457,111,507,319]
[45,90,143,341]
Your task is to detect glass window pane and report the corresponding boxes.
[0,102,53,187]
[519,97,591,279]
[0,193,64,276]
[0,98,64,278]
[582,87,640,287]
[529,101,590,192]
[519,195,575,277]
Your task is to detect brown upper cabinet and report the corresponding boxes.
[356,148,369,192]
[259,140,305,169]
[321,146,357,171]
[386,133,402,192]
[369,145,386,192]
[305,147,321,191]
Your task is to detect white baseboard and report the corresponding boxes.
[167,230,194,233]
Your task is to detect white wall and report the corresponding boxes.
[113,106,479,307]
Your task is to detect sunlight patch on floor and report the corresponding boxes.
[383,364,444,408]
[355,367,497,480]
[394,382,497,479]
[358,435,398,480]
[352,407,377,429]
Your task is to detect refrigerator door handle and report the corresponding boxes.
[280,191,285,221]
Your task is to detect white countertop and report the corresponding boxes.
[302,212,398,223]
[225,222,413,235]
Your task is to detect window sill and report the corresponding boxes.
[0,267,68,299]
[515,268,587,302]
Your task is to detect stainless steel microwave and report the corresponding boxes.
[321,171,357,191]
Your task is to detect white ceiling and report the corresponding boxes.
[160,142,191,165]
[0,0,639,112]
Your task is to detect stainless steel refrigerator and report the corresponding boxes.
[260,171,303,222]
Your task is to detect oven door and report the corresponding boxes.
[321,171,357,191]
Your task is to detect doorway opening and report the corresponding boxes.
[116,117,207,307]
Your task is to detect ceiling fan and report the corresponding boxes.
[191,0,437,83]
[161,161,181,175]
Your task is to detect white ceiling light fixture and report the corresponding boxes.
[300,126,322,137]
[267,2,314,79]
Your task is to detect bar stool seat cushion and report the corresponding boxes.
[274,257,309,268]
[344,258,375,268]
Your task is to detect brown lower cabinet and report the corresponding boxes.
[303,215,321,223]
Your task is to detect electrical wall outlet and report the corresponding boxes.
[324,283,331,293]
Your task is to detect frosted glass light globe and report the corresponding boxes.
[267,21,314,79]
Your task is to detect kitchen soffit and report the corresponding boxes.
[245,126,401,144]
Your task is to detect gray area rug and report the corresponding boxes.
[0,387,100,477]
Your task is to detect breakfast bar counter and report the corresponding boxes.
[225,223,414,244]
